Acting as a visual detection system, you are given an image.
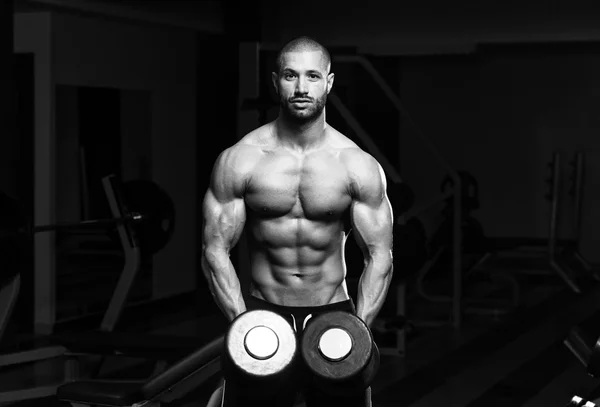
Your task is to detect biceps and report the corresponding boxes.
[202,191,246,251]
[351,200,393,255]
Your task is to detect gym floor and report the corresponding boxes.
[2,270,599,407]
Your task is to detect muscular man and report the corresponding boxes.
[201,36,394,407]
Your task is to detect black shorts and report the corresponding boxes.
[221,296,372,407]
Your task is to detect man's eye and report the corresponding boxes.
[285,74,295,79]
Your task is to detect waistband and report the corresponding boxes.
[245,295,356,315]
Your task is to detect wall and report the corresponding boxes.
[2,0,16,198]
[260,2,600,54]
[55,85,80,222]
[480,44,600,259]
[258,2,600,262]
[14,12,55,333]
[395,44,600,262]
[19,0,224,33]
[397,54,481,233]
[50,12,198,298]
[55,85,154,222]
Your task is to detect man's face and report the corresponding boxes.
[272,50,335,124]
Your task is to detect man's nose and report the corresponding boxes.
[295,77,309,94]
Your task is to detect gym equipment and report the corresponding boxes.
[565,325,600,379]
[467,152,594,294]
[412,171,513,320]
[564,325,600,406]
[429,213,486,257]
[56,310,306,407]
[440,170,480,214]
[561,151,600,281]
[546,151,578,289]
[57,335,225,407]
[301,311,379,396]
[0,175,191,403]
[0,178,175,256]
[390,185,427,284]
[565,395,596,406]
[115,179,176,255]
[544,154,558,202]
[540,151,590,289]
[222,309,298,398]
[412,168,524,323]
[415,151,600,325]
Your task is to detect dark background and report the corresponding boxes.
[4,0,600,332]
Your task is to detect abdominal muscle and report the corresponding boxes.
[246,219,351,307]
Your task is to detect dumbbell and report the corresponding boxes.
[301,311,380,396]
[222,309,298,400]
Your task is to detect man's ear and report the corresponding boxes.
[326,72,335,94]
[271,72,279,94]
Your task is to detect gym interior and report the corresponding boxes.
[2,1,600,406]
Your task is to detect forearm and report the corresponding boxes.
[201,249,246,322]
[355,253,394,327]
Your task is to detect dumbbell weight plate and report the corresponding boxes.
[301,311,379,395]
[224,310,298,382]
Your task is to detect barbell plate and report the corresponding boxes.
[224,310,298,381]
[0,178,176,257]
[301,311,378,386]
[116,179,176,255]
[318,328,353,362]
[245,325,279,360]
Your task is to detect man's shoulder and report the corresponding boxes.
[332,143,378,173]
[220,126,270,161]
[326,125,358,150]
[328,133,382,183]
[326,126,375,163]
[231,123,273,152]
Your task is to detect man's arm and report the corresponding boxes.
[201,147,247,322]
[349,153,394,328]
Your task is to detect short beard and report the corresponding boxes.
[279,93,327,125]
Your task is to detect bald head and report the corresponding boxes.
[275,36,331,76]
[271,36,335,126]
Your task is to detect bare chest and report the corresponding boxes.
[244,153,352,219]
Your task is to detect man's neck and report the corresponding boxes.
[275,112,327,152]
